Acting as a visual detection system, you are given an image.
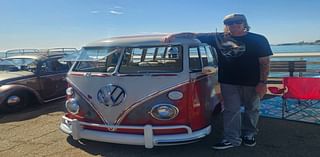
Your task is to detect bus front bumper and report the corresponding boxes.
[60,115,211,148]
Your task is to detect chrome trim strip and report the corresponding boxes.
[69,72,112,78]
[67,79,109,125]
[116,74,144,77]
[62,115,192,133]
[155,135,206,145]
[151,74,178,77]
[5,76,38,84]
[193,74,211,82]
[43,95,65,103]
[39,73,65,78]
[69,72,86,76]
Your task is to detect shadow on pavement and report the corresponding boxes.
[0,99,65,123]
[65,115,320,157]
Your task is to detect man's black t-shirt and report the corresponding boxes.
[197,32,273,86]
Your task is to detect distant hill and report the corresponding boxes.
[276,40,320,46]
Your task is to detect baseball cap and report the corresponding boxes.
[223,13,247,25]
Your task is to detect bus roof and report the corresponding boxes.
[85,34,202,47]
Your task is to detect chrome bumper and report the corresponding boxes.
[60,116,211,148]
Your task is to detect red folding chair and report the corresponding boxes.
[268,77,320,120]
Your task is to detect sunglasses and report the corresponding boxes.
[225,20,243,25]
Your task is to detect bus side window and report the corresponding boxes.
[189,47,201,72]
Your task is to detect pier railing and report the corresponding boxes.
[270,52,320,79]
[4,48,78,58]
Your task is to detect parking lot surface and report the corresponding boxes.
[0,100,319,157]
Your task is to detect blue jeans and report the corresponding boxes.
[220,83,260,146]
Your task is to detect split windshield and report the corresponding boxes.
[73,46,183,73]
[73,47,122,73]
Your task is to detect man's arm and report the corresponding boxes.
[162,32,196,43]
[162,32,215,43]
[256,56,271,98]
[259,56,271,82]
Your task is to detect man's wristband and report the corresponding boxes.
[259,80,268,84]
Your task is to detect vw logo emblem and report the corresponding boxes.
[97,84,126,107]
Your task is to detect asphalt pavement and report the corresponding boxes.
[0,100,319,157]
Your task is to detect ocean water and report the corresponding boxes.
[271,44,320,53]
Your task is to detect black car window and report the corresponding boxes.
[41,59,69,73]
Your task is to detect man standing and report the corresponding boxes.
[163,13,273,150]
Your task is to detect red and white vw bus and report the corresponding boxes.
[59,34,221,148]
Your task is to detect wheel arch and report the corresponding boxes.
[0,84,43,105]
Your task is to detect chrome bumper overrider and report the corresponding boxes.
[60,116,211,148]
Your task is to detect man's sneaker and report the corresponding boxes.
[242,136,256,147]
[212,139,235,150]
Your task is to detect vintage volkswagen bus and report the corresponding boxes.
[60,34,221,148]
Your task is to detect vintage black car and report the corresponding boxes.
[0,48,77,112]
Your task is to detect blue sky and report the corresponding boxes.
[0,0,320,51]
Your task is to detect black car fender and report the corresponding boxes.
[0,84,43,105]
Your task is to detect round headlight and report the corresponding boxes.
[65,98,79,114]
[150,104,179,120]
[66,87,74,96]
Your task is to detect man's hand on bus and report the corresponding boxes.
[161,32,196,43]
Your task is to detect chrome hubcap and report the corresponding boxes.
[7,96,21,105]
